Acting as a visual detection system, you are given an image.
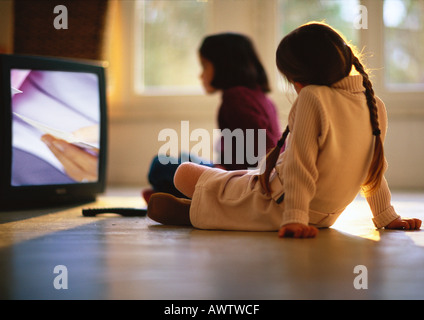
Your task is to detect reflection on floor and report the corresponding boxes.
[0,188,423,300]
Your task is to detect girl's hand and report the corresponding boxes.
[385,217,422,230]
[279,223,318,238]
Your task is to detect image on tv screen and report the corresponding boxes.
[10,69,100,186]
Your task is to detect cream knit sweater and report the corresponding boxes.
[276,75,400,228]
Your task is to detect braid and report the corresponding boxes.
[258,125,290,194]
[352,56,385,196]
[352,57,380,134]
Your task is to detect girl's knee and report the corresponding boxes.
[174,162,206,198]
[174,162,190,186]
[174,162,193,194]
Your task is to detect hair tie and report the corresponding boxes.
[373,129,381,136]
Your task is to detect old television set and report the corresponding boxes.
[0,54,107,210]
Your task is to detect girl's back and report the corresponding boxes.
[278,75,384,215]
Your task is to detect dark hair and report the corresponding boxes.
[199,32,271,92]
[259,22,384,197]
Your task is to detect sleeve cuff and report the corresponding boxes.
[281,209,309,227]
[372,205,400,229]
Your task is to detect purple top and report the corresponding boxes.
[217,86,281,170]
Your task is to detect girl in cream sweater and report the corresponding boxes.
[147,22,422,238]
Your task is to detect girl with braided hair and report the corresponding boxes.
[147,22,421,238]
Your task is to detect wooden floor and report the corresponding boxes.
[1,187,424,300]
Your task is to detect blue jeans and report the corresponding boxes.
[148,153,213,198]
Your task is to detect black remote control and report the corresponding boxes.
[82,207,147,217]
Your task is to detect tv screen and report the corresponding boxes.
[0,54,107,210]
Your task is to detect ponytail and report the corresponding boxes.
[352,56,385,196]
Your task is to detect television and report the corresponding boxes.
[0,54,107,210]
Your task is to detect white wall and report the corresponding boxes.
[384,115,424,190]
[107,104,219,188]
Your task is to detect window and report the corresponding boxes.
[384,0,424,90]
[277,0,360,46]
[134,0,210,95]
[277,0,424,94]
